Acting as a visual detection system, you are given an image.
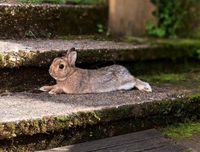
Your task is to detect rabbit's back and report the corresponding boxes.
[85,65,135,93]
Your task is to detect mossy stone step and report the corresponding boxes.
[0,4,107,38]
[0,81,200,140]
[0,39,199,68]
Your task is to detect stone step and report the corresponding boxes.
[0,81,199,141]
[0,4,107,38]
[0,38,199,68]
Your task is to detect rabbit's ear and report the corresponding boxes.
[66,47,76,56]
[67,48,77,66]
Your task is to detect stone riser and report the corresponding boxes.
[0,4,107,39]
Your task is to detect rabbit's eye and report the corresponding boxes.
[59,64,64,69]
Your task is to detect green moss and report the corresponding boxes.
[137,70,200,83]
[0,123,4,130]
[55,116,70,122]
[161,39,200,48]
[6,122,16,131]
[39,119,47,133]
[160,121,200,139]
[91,111,101,121]
[157,73,186,81]
[189,93,200,101]
[0,106,138,139]
[20,122,30,134]
[123,36,200,59]
[123,36,200,48]
[139,73,187,82]
[0,53,4,64]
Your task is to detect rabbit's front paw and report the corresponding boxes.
[48,88,63,95]
[39,86,54,92]
[48,90,57,95]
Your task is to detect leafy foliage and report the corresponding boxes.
[146,0,200,38]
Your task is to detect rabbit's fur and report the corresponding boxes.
[40,48,152,94]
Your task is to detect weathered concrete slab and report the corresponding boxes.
[0,81,200,139]
[0,39,147,53]
[0,4,107,38]
[40,129,186,152]
[0,39,197,68]
[0,86,176,123]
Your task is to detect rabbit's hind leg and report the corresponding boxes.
[134,78,152,92]
[118,81,135,90]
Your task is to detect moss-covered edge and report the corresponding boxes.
[0,41,198,68]
[0,93,200,140]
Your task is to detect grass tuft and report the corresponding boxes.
[160,121,200,139]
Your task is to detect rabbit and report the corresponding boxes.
[40,48,152,94]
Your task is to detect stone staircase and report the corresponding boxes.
[0,2,200,151]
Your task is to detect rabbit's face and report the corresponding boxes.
[49,48,77,81]
[49,58,70,81]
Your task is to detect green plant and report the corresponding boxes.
[146,0,200,38]
[97,23,104,33]
[47,32,52,38]
[146,21,166,38]
[196,49,200,59]
[25,31,36,38]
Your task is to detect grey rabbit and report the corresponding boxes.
[40,48,152,94]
